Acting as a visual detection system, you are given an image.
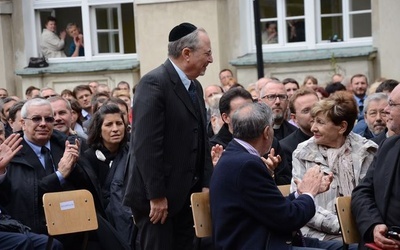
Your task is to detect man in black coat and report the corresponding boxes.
[352,84,400,249]
[210,87,291,185]
[123,23,213,249]
[280,88,319,173]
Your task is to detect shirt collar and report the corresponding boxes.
[23,135,51,156]
[169,58,191,90]
[234,138,260,157]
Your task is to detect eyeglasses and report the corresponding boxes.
[23,116,55,124]
[366,110,387,117]
[261,94,288,102]
[43,94,58,99]
[388,100,400,107]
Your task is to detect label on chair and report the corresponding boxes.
[60,201,75,210]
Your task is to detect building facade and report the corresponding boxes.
[0,0,399,97]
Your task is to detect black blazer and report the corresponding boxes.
[352,135,400,248]
[0,131,68,233]
[210,140,316,249]
[124,59,213,216]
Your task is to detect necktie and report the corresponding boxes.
[188,81,199,109]
[41,146,54,175]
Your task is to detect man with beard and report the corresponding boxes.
[260,80,296,140]
[280,88,319,172]
[350,74,368,121]
[358,93,388,139]
[48,96,88,152]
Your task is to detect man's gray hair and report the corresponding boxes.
[21,98,52,118]
[168,28,205,58]
[232,102,273,141]
[363,92,388,114]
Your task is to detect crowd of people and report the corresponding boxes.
[0,20,399,250]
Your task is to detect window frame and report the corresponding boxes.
[244,0,372,54]
[27,0,137,63]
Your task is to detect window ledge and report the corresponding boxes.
[230,45,377,66]
[15,59,140,76]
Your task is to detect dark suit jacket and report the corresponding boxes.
[280,128,311,174]
[274,120,297,141]
[124,59,213,217]
[352,135,400,249]
[0,131,68,233]
[210,140,316,249]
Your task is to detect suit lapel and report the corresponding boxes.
[163,60,199,119]
[382,140,400,213]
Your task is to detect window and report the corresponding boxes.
[247,0,371,52]
[29,0,136,62]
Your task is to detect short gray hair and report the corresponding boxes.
[21,98,52,118]
[168,28,205,58]
[363,92,388,114]
[232,102,273,141]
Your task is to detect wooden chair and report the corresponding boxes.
[43,189,98,250]
[277,184,291,196]
[335,196,381,250]
[190,192,212,250]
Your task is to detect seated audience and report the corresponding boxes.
[291,91,377,241]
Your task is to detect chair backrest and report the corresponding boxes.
[277,184,291,196]
[42,189,98,236]
[190,192,212,238]
[335,196,360,245]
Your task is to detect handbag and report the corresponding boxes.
[28,57,49,68]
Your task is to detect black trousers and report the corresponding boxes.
[134,196,195,250]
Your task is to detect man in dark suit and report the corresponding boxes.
[352,84,400,249]
[210,102,341,249]
[123,23,213,249]
[280,88,319,173]
[210,87,291,184]
[259,79,297,140]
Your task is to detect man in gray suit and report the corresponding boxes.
[124,23,213,249]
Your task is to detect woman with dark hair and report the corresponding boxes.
[81,104,133,247]
[69,99,87,139]
[290,91,377,243]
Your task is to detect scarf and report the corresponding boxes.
[319,137,355,196]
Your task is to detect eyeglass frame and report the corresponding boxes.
[260,94,288,102]
[23,116,55,124]
[388,100,400,107]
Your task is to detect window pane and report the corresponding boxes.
[96,9,108,29]
[287,19,305,42]
[350,13,371,38]
[286,0,304,17]
[321,16,343,41]
[98,32,120,53]
[262,21,278,44]
[260,0,277,18]
[121,3,136,53]
[350,0,371,11]
[321,0,342,14]
[96,8,118,30]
